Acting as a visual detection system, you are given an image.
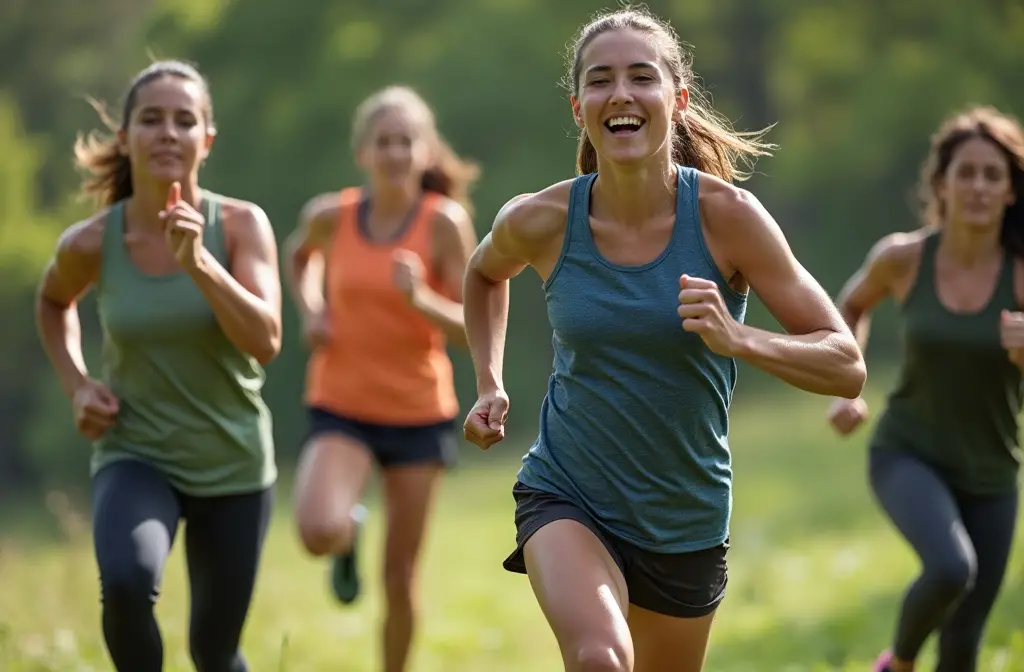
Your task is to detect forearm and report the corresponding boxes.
[286,250,324,323]
[733,324,866,398]
[189,249,281,364]
[463,268,509,393]
[411,288,468,347]
[35,298,89,398]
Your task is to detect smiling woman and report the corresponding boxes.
[33,59,281,672]
[459,6,865,672]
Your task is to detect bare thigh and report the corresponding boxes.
[524,519,633,671]
[292,433,374,556]
[628,604,717,672]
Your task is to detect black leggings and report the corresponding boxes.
[91,460,273,672]
[869,449,1018,671]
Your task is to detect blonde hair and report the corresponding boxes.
[351,85,480,214]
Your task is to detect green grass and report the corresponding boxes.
[2,382,1023,671]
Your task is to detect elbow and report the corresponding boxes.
[253,319,283,366]
[833,337,867,399]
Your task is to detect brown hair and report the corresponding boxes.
[565,6,776,182]
[351,85,480,215]
[915,105,1024,256]
[74,60,214,207]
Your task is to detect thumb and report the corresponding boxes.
[680,274,689,289]
[97,385,120,411]
[167,181,181,209]
[487,400,506,429]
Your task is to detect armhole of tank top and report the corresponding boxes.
[97,202,122,294]
[899,228,938,309]
[684,168,747,303]
[203,192,229,266]
[543,175,588,292]
[1000,244,1022,310]
[418,193,446,283]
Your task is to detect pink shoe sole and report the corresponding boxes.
[872,650,894,672]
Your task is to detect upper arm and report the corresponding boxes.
[710,188,846,335]
[471,189,567,284]
[225,203,282,319]
[431,199,479,301]
[286,193,338,260]
[835,233,919,317]
[37,217,103,308]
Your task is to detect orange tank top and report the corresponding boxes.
[304,187,459,425]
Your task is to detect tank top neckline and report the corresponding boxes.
[574,168,687,273]
[917,229,1016,318]
[353,188,426,247]
[110,190,216,284]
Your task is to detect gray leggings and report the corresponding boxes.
[91,460,273,672]
[869,449,1018,671]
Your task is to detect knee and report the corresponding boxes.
[927,553,977,601]
[100,562,159,611]
[383,557,415,606]
[190,640,239,672]
[297,517,353,557]
[570,640,630,672]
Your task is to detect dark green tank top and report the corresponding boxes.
[91,192,277,496]
[872,229,1023,494]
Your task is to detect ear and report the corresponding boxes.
[673,86,690,123]
[570,95,583,129]
[116,128,129,157]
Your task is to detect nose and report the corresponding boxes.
[157,118,179,142]
[610,76,634,106]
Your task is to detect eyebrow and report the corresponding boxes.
[585,61,659,75]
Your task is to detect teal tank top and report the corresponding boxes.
[517,166,748,553]
[871,229,1022,494]
[92,192,277,496]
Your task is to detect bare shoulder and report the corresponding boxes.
[55,210,107,263]
[431,195,475,237]
[493,179,574,251]
[217,196,276,245]
[861,229,929,272]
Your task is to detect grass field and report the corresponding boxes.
[2,381,1023,671]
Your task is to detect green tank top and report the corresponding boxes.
[91,192,277,496]
[872,229,1023,494]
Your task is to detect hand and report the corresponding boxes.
[1000,310,1024,367]
[678,275,744,357]
[71,378,120,441]
[392,248,426,303]
[463,389,510,450]
[302,309,332,349]
[159,181,206,270]
[827,397,868,436]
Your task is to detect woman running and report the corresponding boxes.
[34,60,280,672]
[286,85,479,672]
[828,105,1023,672]
[461,7,866,672]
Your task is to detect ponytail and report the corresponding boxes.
[74,98,133,207]
[420,135,481,217]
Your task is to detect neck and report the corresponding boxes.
[938,221,1003,266]
[368,179,421,218]
[126,178,202,232]
[592,154,676,225]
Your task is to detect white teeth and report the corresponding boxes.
[606,116,644,129]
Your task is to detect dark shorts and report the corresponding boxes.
[503,481,729,619]
[306,406,459,469]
